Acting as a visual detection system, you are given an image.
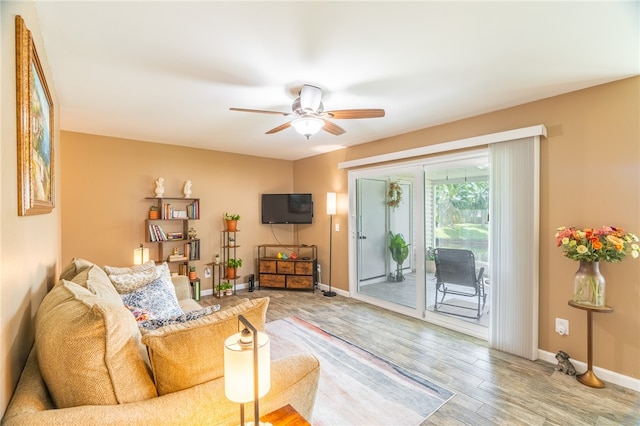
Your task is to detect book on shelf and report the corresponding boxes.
[148,224,166,242]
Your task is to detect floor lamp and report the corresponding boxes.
[325,192,337,297]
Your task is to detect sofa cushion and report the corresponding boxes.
[118,263,183,320]
[70,265,122,306]
[141,297,269,395]
[35,280,157,408]
[59,257,95,281]
[103,260,156,276]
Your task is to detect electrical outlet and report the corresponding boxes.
[335,223,340,232]
[555,318,569,336]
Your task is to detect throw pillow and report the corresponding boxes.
[126,305,154,322]
[138,304,221,331]
[108,267,159,294]
[141,297,269,395]
[71,265,122,306]
[35,280,157,408]
[103,260,156,276]
[59,257,95,281]
[119,263,183,320]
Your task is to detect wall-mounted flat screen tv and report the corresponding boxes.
[261,193,313,224]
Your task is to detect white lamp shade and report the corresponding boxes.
[224,331,271,403]
[291,117,324,138]
[326,192,337,215]
[133,247,149,265]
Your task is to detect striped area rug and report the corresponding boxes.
[266,317,455,426]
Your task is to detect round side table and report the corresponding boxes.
[568,300,613,388]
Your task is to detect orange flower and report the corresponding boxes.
[591,238,603,250]
[606,235,624,251]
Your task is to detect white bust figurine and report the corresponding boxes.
[155,177,165,197]
[183,180,192,198]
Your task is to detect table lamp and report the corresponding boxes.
[133,243,149,265]
[224,315,271,425]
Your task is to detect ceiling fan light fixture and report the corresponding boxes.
[292,117,324,139]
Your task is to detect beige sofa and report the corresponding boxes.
[2,259,320,425]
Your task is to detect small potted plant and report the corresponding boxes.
[188,266,197,280]
[228,236,235,247]
[224,213,240,232]
[215,281,233,297]
[226,258,242,279]
[149,205,160,220]
[214,253,220,264]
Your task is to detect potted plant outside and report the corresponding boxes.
[426,246,436,273]
[224,213,240,232]
[388,232,410,281]
[226,258,243,279]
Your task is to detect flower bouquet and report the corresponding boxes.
[555,226,639,306]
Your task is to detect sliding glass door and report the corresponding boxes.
[349,151,490,339]
[353,167,421,312]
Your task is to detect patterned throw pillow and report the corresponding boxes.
[138,305,221,331]
[126,305,154,322]
[119,264,183,320]
[108,268,159,294]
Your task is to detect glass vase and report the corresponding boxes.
[573,260,606,307]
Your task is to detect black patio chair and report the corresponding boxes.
[433,248,487,319]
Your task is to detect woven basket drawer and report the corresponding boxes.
[260,274,285,288]
[286,275,313,289]
[277,261,295,274]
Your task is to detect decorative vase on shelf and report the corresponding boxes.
[573,260,606,307]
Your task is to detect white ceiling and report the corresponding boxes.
[34,1,639,161]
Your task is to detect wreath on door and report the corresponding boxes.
[387,181,403,208]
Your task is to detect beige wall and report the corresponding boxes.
[295,76,640,379]
[1,2,62,417]
[61,132,300,285]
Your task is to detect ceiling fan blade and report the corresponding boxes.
[322,120,346,136]
[230,107,290,116]
[326,109,385,119]
[265,121,292,134]
[299,84,322,112]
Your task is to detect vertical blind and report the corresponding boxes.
[489,137,540,360]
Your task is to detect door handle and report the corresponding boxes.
[359,235,367,240]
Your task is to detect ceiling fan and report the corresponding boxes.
[230,84,385,139]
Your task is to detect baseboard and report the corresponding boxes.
[538,349,640,392]
[316,282,349,297]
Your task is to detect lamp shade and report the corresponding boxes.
[133,246,149,265]
[326,192,337,215]
[291,117,324,138]
[224,331,271,403]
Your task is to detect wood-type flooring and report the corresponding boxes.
[200,289,639,425]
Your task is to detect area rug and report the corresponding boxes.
[265,317,455,426]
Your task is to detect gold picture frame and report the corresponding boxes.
[15,16,55,216]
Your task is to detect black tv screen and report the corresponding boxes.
[261,193,313,224]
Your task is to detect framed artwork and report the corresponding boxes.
[15,16,55,216]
